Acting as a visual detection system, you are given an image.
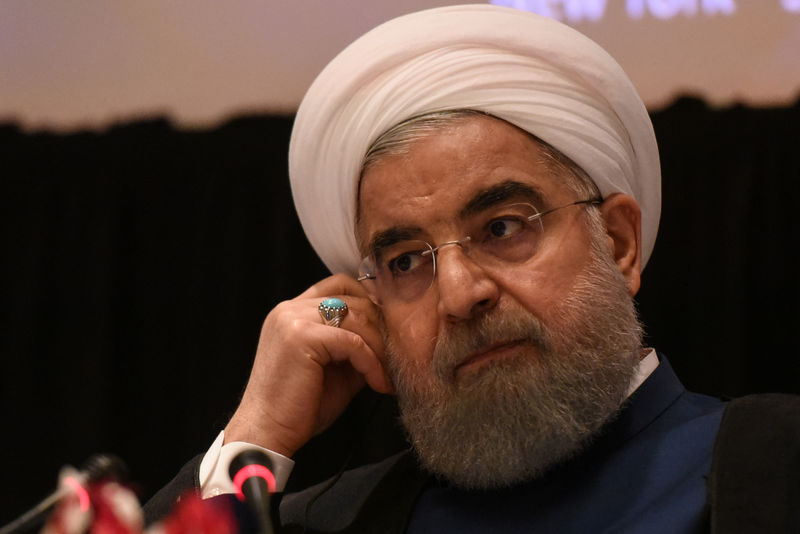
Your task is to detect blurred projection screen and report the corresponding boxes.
[1,1,798,130]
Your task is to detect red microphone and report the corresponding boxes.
[228,450,276,534]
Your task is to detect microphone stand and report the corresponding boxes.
[229,450,277,534]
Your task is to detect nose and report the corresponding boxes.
[434,245,499,322]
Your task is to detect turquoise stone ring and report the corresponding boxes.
[318,297,348,327]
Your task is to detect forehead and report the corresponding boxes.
[357,116,572,247]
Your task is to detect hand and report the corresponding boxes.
[223,274,393,457]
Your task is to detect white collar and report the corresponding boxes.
[625,348,659,398]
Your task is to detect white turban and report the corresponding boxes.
[289,4,661,275]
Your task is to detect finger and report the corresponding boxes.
[299,273,369,299]
[298,291,385,362]
[283,290,392,392]
[331,296,385,360]
[306,323,394,394]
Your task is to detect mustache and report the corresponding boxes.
[432,309,553,383]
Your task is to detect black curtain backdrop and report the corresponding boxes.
[2,96,799,524]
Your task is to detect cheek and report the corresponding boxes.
[501,249,592,314]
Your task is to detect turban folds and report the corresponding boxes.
[289,4,661,275]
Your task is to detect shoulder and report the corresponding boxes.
[709,393,800,533]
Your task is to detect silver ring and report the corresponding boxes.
[318,297,348,328]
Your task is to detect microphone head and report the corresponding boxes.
[228,450,273,480]
[228,449,277,498]
[80,454,128,484]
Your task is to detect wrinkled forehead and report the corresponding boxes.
[355,115,580,252]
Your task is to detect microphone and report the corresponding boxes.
[78,454,128,485]
[0,454,127,534]
[228,450,276,534]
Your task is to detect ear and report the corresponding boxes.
[599,193,642,296]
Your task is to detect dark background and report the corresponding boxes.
[2,96,799,524]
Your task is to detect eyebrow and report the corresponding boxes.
[364,181,545,257]
[367,226,423,257]
[459,181,544,219]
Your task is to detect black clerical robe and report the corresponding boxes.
[278,355,724,533]
[146,356,800,533]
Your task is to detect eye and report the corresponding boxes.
[387,251,427,276]
[487,217,524,239]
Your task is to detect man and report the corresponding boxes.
[146,5,797,533]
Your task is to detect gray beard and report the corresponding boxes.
[383,237,643,490]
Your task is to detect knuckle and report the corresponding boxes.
[262,301,293,331]
[287,318,307,335]
[330,272,351,283]
[345,308,367,329]
[266,301,290,321]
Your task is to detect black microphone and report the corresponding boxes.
[79,454,128,482]
[228,450,276,534]
[0,454,127,534]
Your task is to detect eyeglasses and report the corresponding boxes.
[358,198,601,304]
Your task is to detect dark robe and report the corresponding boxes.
[146,356,799,532]
[278,355,724,533]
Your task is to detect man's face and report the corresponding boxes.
[359,115,608,378]
[357,115,642,488]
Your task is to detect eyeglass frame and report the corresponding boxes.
[357,197,603,301]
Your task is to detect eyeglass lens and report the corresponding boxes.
[359,202,546,303]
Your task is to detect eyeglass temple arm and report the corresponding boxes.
[529,198,602,221]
